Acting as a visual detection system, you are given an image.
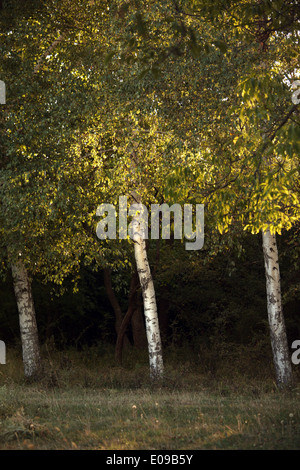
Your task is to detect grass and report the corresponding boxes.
[0,345,300,450]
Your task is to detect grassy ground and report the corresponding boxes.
[0,345,300,450]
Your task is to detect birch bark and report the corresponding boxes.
[131,204,164,380]
[11,260,41,379]
[262,228,292,388]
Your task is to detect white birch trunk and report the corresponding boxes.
[262,228,292,388]
[11,260,41,379]
[131,208,164,380]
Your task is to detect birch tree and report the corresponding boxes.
[192,2,300,388]
[11,260,42,379]
[130,196,164,379]
[0,0,108,377]
[262,228,292,387]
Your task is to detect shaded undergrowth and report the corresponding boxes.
[0,344,300,450]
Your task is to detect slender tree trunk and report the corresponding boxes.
[262,228,292,388]
[103,267,130,349]
[115,300,135,365]
[158,296,170,344]
[132,206,164,380]
[114,272,138,364]
[11,260,42,379]
[131,293,147,350]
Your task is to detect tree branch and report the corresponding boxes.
[34,33,66,74]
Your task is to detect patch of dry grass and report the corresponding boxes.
[0,346,300,450]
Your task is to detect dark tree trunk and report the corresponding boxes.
[103,267,130,348]
[115,272,139,364]
[158,296,170,344]
[131,291,147,350]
